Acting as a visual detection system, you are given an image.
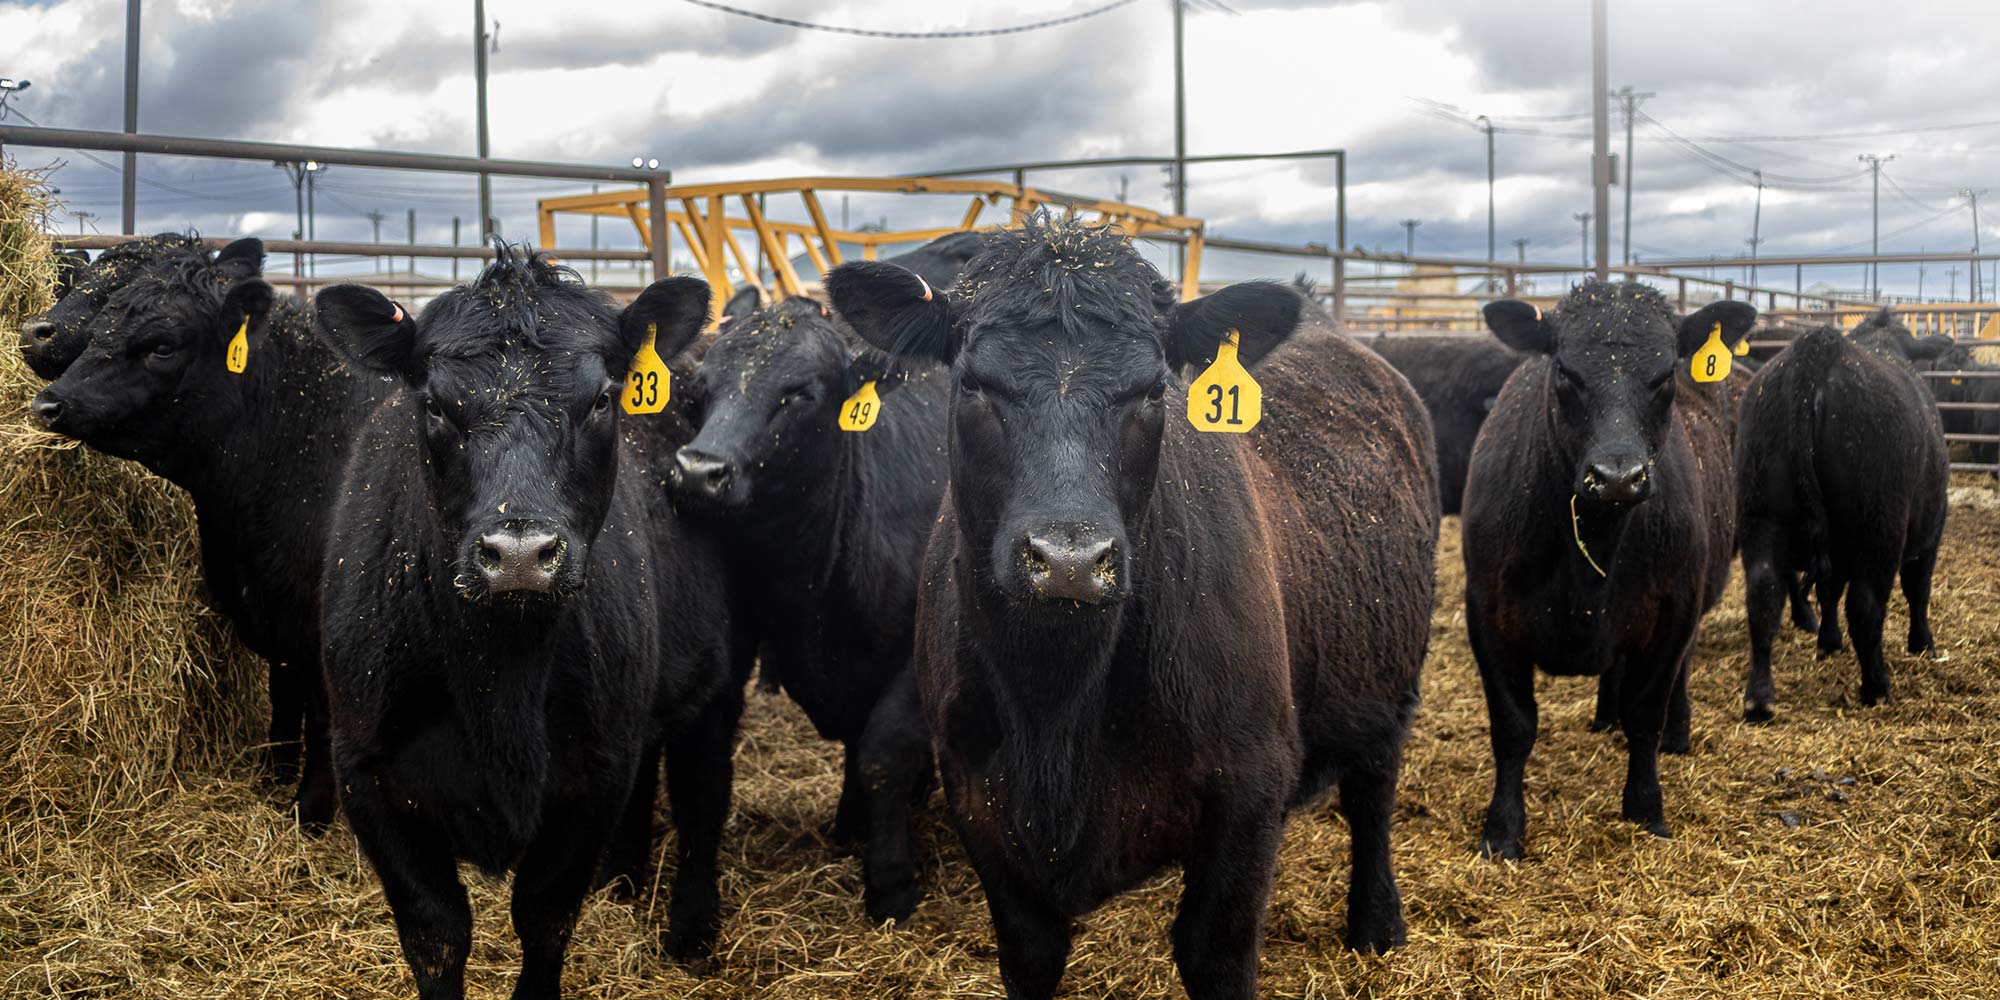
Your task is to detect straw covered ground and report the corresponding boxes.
[2,169,1997,997]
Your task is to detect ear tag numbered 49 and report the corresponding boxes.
[1187,330,1262,433]
[224,318,249,374]
[838,380,881,432]
[1691,322,1731,384]
[622,322,671,415]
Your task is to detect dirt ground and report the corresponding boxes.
[3,486,1995,999]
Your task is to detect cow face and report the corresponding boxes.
[673,292,907,511]
[30,238,270,465]
[829,217,1301,614]
[20,235,206,380]
[1484,281,1754,507]
[315,247,708,602]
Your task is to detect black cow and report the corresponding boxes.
[1464,281,1752,859]
[29,238,374,827]
[671,281,952,922]
[1366,334,1528,515]
[1735,310,1951,720]
[827,217,1436,999]
[1910,335,2000,472]
[19,234,206,379]
[312,248,741,997]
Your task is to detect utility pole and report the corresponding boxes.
[1948,266,1960,302]
[407,208,417,282]
[1859,153,1894,300]
[1476,115,1495,277]
[1400,219,1420,257]
[589,184,600,283]
[1917,245,1926,301]
[1513,237,1530,295]
[70,209,95,235]
[452,216,462,281]
[474,0,493,238]
[1961,188,1985,302]
[1589,0,1610,280]
[1171,0,1188,273]
[121,0,140,235]
[1514,237,1529,265]
[1747,168,1764,295]
[304,162,323,277]
[1575,212,1592,267]
[1615,86,1654,266]
[366,210,386,273]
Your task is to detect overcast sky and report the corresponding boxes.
[3,0,1998,296]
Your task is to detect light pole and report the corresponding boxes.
[1400,219,1420,257]
[1960,188,1986,302]
[1859,153,1894,300]
[1747,168,1763,296]
[1615,86,1654,266]
[1476,114,1494,278]
[0,78,29,121]
[1574,212,1592,268]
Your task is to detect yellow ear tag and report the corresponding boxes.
[1691,322,1731,384]
[1732,335,1751,357]
[1187,331,1263,433]
[838,380,882,432]
[621,322,671,415]
[224,318,249,374]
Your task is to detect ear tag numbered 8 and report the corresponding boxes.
[224,318,249,374]
[1691,321,1731,384]
[838,380,882,432]
[1187,330,1262,433]
[622,322,671,415]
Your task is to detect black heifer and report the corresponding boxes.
[671,290,947,923]
[828,218,1437,1000]
[1735,311,1951,721]
[313,250,740,998]
[1366,334,1528,515]
[30,237,374,826]
[19,234,206,379]
[1464,281,1751,859]
[1911,334,2000,472]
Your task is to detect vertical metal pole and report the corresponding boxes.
[452,216,462,281]
[407,208,416,285]
[122,0,140,235]
[1484,119,1496,278]
[589,184,599,284]
[1590,0,1610,280]
[1335,150,1346,254]
[647,176,670,282]
[305,169,316,278]
[1172,0,1187,274]
[290,165,305,298]
[1748,170,1762,297]
[475,0,493,238]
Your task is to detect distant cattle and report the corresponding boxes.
[312,249,741,996]
[1910,336,2000,472]
[671,239,967,924]
[1735,309,1951,720]
[19,234,206,379]
[1464,281,1752,859]
[828,217,1436,998]
[1366,334,1528,515]
[30,237,376,827]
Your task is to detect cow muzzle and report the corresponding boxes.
[1017,524,1124,606]
[473,520,566,595]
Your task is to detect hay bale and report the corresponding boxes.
[0,167,264,817]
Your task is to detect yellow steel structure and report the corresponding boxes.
[538,176,1208,320]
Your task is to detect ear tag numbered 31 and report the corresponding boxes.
[838,380,881,432]
[622,322,671,415]
[224,318,249,374]
[1691,322,1731,384]
[1187,330,1262,433]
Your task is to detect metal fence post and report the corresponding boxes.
[646,177,670,282]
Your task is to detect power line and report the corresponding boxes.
[678,0,1140,39]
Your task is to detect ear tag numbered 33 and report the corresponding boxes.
[838,380,881,432]
[224,318,249,374]
[1691,321,1731,384]
[622,322,671,415]
[1187,330,1262,433]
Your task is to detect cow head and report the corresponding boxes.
[829,216,1301,615]
[672,290,911,512]
[1483,281,1754,507]
[30,237,272,466]
[315,244,708,602]
[1850,307,1958,363]
[19,234,207,380]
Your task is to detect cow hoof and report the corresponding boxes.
[1907,634,1934,657]
[1473,837,1523,862]
[290,796,334,837]
[1791,611,1819,634]
[1586,716,1619,734]
[1345,912,1407,954]
[1743,701,1775,724]
[864,876,919,925]
[1816,642,1842,660]
[1661,735,1691,756]
[1643,820,1672,840]
[662,925,718,969]
[1860,687,1890,708]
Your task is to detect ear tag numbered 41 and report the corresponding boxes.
[1187,330,1262,433]
[1691,321,1731,384]
[838,380,881,432]
[224,318,249,374]
[622,322,671,415]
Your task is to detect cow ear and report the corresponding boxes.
[1165,281,1303,373]
[1483,300,1556,354]
[844,349,921,400]
[220,278,276,343]
[316,283,420,379]
[1678,300,1757,358]
[719,283,761,327]
[215,237,265,279]
[619,276,711,368]
[825,260,959,365]
[52,250,89,298]
[1907,334,1957,362]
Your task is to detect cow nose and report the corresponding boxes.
[29,394,63,429]
[19,320,56,348]
[672,448,734,499]
[1584,460,1653,505]
[476,524,563,594]
[1021,532,1120,605]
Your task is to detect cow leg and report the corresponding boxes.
[1338,764,1407,953]
[343,780,471,1000]
[1172,806,1283,1000]
[595,737,661,899]
[967,847,1073,1000]
[266,658,304,786]
[1589,660,1622,734]
[1786,570,1819,634]
[1816,570,1847,659]
[1900,546,1939,657]
[1846,570,1895,707]
[1661,643,1693,756]
[1470,609,1537,860]
[509,793,624,1000]
[830,746,868,847]
[857,666,932,925]
[292,673,337,833]
[1616,640,1682,839]
[660,681,743,965]
[1743,532,1787,723]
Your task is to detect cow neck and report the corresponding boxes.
[735,431,860,596]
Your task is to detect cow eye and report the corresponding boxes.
[148,342,176,359]
[1146,379,1166,401]
[779,383,813,404]
[424,396,445,421]
[958,371,981,393]
[594,387,613,413]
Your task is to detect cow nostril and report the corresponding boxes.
[477,537,504,569]
[23,321,55,345]
[535,536,563,569]
[30,397,62,425]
